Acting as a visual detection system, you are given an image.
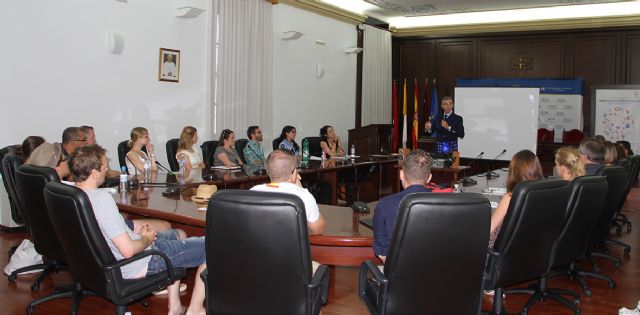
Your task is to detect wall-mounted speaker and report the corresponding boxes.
[107,32,124,54]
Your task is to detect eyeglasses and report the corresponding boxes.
[74,138,87,142]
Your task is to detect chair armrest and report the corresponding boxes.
[105,249,180,282]
[359,260,388,313]
[308,264,329,304]
[200,268,208,282]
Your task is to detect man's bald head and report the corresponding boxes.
[266,149,297,182]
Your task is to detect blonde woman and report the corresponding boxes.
[176,126,204,170]
[125,127,158,175]
[603,141,619,166]
[555,147,586,181]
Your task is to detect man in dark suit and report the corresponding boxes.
[425,96,465,153]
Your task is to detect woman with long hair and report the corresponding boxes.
[213,129,243,167]
[176,126,204,170]
[125,127,158,175]
[489,149,545,248]
[603,141,619,166]
[276,125,300,155]
[20,135,45,162]
[319,125,345,157]
[555,147,585,181]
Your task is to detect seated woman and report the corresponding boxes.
[489,149,544,248]
[21,135,45,163]
[213,129,243,167]
[603,141,619,166]
[276,125,300,156]
[555,147,585,181]
[125,127,158,175]
[176,126,205,170]
[319,125,345,157]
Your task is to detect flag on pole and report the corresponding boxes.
[392,80,399,152]
[424,77,430,122]
[429,78,439,138]
[402,79,407,148]
[412,78,419,150]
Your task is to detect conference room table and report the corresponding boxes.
[113,165,507,267]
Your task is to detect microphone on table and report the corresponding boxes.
[484,149,507,179]
[155,161,176,176]
[461,151,484,186]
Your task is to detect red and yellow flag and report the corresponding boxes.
[412,78,419,149]
[402,79,407,148]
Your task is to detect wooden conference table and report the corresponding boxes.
[114,160,493,266]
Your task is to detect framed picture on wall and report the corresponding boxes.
[158,48,180,82]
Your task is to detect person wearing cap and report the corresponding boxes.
[26,142,71,180]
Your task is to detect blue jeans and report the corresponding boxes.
[146,237,206,275]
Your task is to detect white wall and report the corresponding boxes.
[272,5,357,152]
[0,0,211,227]
[0,0,211,170]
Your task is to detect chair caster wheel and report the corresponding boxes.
[614,261,621,268]
[27,306,35,314]
[8,274,17,283]
[624,248,631,255]
[609,281,616,288]
[584,289,592,296]
[574,298,580,305]
[31,283,39,292]
[616,227,622,235]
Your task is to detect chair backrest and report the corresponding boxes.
[234,139,249,164]
[2,153,25,225]
[537,128,553,143]
[303,137,323,157]
[552,176,608,268]
[166,138,180,171]
[204,190,313,314]
[272,138,280,150]
[563,129,584,144]
[14,164,66,262]
[621,156,640,204]
[117,140,147,174]
[383,193,490,315]
[43,182,121,300]
[487,179,569,288]
[592,166,627,241]
[200,140,219,168]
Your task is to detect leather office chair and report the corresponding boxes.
[272,138,280,150]
[1,145,23,224]
[165,138,179,171]
[303,137,323,157]
[117,140,148,174]
[537,128,553,144]
[359,193,490,315]
[514,176,608,314]
[43,182,185,315]
[234,138,249,164]
[14,164,74,312]
[613,156,639,233]
[589,166,630,267]
[202,190,329,315]
[563,129,584,144]
[200,140,218,168]
[484,179,569,315]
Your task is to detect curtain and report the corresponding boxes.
[361,24,392,126]
[212,0,273,139]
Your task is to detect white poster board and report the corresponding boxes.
[455,87,539,160]
[593,87,640,154]
[538,94,583,131]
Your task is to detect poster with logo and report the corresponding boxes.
[594,88,640,154]
[538,94,583,131]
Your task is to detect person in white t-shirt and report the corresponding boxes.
[251,149,326,235]
[70,145,206,315]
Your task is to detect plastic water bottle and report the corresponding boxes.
[119,166,128,193]
[321,151,326,162]
[142,158,151,181]
[178,158,186,182]
[350,144,356,157]
[302,138,310,162]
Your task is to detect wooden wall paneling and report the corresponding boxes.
[624,31,640,84]
[571,33,618,134]
[436,39,474,101]
[477,36,566,79]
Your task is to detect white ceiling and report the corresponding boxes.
[362,0,627,17]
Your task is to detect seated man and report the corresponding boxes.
[579,138,605,175]
[251,149,326,235]
[243,125,266,169]
[69,145,205,315]
[373,149,433,264]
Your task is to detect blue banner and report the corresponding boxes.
[455,78,583,95]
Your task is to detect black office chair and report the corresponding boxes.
[484,179,569,315]
[613,156,639,233]
[234,139,249,164]
[272,138,280,150]
[514,176,608,314]
[303,137,323,157]
[1,145,23,225]
[117,140,148,174]
[14,164,75,312]
[165,138,180,171]
[200,140,219,168]
[589,166,630,267]
[359,193,490,315]
[202,190,329,315]
[43,182,185,315]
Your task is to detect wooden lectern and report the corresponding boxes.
[348,124,393,158]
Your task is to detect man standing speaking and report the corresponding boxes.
[425,96,465,154]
